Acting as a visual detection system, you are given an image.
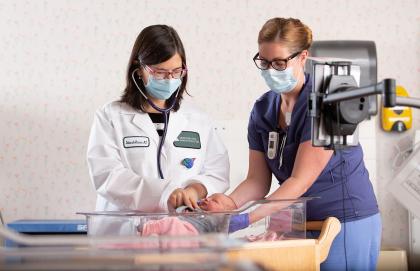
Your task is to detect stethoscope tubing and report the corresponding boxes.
[131,68,181,179]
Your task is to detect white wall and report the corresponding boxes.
[0,0,419,251]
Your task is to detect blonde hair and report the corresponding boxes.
[258,17,313,53]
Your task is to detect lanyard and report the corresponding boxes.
[278,128,288,169]
[278,112,291,169]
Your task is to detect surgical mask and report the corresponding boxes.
[144,75,182,100]
[261,67,298,94]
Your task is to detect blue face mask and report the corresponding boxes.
[261,67,298,94]
[144,75,182,100]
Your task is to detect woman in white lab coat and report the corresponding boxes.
[87,25,229,215]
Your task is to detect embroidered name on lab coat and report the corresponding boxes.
[173,131,201,149]
[123,136,150,148]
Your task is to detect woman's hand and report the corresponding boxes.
[199,193,238,211]
[168,183,207,210]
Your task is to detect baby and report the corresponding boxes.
[136,194,240,238]
[138,196,234,238]
[198,194,237,211]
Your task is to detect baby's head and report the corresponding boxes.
[198,194,237,211]
[198,198,224,211]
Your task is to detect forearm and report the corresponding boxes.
[249,176,310,224]
[267,176,310,201]
[229,178,268,208]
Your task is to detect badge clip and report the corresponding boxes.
[267,132,279,159]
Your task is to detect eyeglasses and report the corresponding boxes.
[253,51,301,71]
[143,64,188,80]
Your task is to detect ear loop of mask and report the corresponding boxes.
[292,52,305,81]
[131,68,181,179]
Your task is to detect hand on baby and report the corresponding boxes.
[168,186,200,210]
[198,193,237,211]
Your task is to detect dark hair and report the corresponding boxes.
[120,25,188,112]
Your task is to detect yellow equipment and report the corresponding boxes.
[381,86,412,132]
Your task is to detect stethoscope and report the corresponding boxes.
[131,68,181,179]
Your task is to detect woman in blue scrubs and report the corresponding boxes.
[205,17,382,270]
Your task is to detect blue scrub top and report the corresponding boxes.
[248,73,379,222]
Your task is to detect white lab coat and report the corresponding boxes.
[87,101,230,214]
